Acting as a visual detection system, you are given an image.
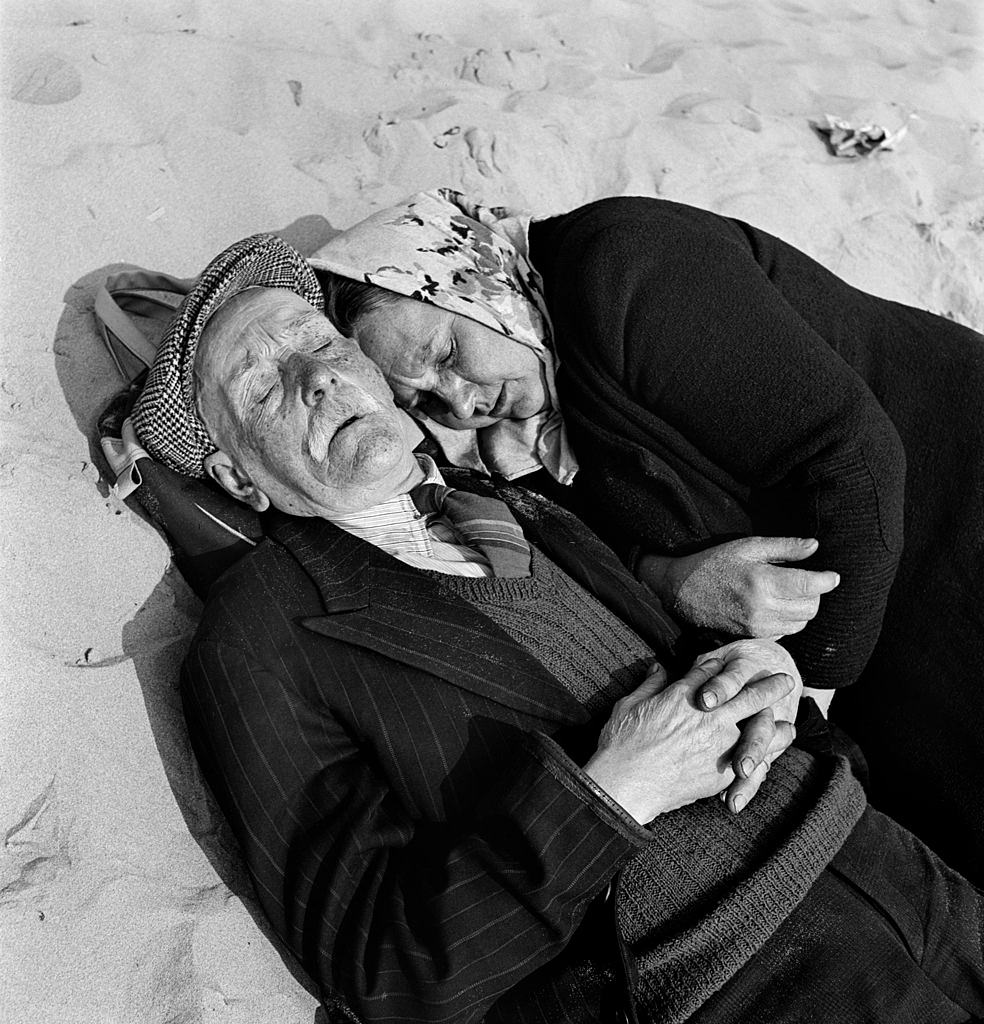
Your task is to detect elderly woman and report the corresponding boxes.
[308,189,984,884]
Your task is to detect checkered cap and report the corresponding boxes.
[131,233,323,478]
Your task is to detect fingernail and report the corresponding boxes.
[740,757,755,778]
[833,573,841,585]
[702,691,719,709]
[732,794,746,813]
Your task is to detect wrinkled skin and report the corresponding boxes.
[195,288,423,516]
[354,296,550,427]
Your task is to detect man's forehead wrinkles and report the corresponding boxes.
[225,344,268,385]
[287,309,324,333]
[233,326,302,369]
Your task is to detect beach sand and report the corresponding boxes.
[1,0,981,1020]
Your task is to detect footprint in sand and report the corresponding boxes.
[0,778,74,904]
[459,49,548,92]
[8,53,82,105]
[663,92,762,132]
[632,46,686,75]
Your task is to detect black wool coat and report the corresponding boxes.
[527,197,984,882]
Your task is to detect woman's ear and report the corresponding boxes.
[203,450,271,512]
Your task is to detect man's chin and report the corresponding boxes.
[262,418,415,517]
[327,425,416,497]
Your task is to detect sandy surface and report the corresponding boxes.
[1,0,981,1020]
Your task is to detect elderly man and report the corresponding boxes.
[130,235,983,1024]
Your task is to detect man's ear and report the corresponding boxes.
[203,450,271,512]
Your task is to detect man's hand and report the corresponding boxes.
[638,537,840,638]
[694,638,802,721]
[584,658,796,824]
[692,639,804,811]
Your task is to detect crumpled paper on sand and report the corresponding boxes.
[810,113,909,157]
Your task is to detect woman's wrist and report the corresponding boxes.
[635,552,680,607]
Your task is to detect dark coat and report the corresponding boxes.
[181,479,684,1024]
[527,197,984,881]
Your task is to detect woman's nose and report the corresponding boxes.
[443,380,478,421]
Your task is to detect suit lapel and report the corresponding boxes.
[271,513,587,725]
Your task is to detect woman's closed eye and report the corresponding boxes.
[438,333,457,368]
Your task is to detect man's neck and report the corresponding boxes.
[325,453,438,523]
[321,454,496,578]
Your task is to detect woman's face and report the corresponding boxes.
[353,296,549,429]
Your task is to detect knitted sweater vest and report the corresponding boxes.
[436,546,866,1024]
[433,546,654,713]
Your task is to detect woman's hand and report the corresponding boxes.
[638,537,840,638]
[693,638,802,724]
[692,639,804,811]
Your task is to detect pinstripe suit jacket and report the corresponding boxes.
[181,478,686,1024]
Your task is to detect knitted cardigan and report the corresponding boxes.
[525,197,984,883]
[527,198,907,692]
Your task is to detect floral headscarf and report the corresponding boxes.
[308,189,578,484]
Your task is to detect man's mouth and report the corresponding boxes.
[336,413,362,432]
[308,407,374,463]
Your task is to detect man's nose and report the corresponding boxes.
[290,352,341,407]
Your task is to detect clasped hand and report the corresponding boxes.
[584,639,801,825]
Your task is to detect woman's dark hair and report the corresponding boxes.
[316,270,404,336]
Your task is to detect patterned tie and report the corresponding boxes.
[411,482,531,578]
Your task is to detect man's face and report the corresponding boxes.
[195,288,421,517]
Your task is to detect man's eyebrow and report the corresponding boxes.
[229,348,260,383]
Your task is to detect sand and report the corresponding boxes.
[1,0,981,1020]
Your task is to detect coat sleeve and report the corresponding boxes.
[182,637,649,1024]
[549,202,905,689]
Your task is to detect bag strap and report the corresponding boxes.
[94,268,198,381]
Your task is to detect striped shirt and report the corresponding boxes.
[327,455,493,577]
